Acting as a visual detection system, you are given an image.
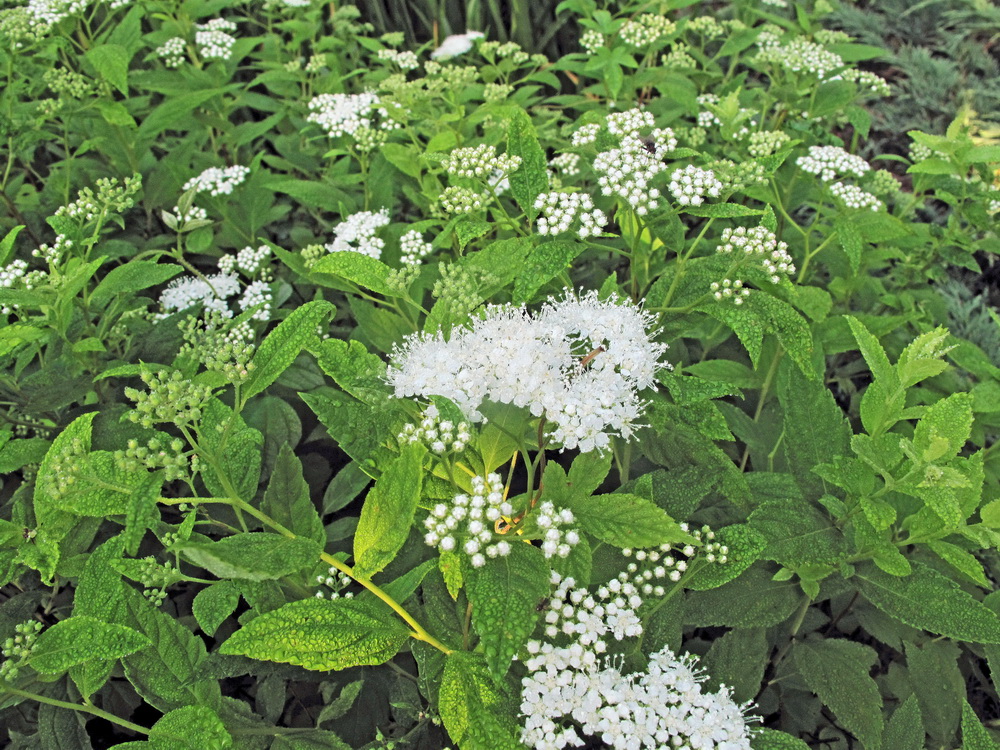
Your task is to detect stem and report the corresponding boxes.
[0,685,149,735]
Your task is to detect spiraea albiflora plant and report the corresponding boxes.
[2,0,1000,748]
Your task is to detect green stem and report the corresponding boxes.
[0,685,149,735]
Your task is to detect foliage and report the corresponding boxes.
[0,0,999,747]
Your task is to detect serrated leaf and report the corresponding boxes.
[703,627,768,704]
[748,293,814,377]
[85,44,129,94]
[573,492,690,547]
[199,399,262,502]
[310,338,390,405]
[882,694,924,750]
[468,543,549,680]
[505,107,548,221]
[262,444,325,545]
[751,728,812,749]
[927,539,989,587]
[219,597,410,671]
[749,499,849,566]
[243,300,335,400]
[907,640,961,744]
[180,533,320,581]
[439,651,523,749]
[0,437,50,473]
[855,561,1000,643]
[684,203,764,218]
[685,524,765,590]
[192,581,240,637]
[30,616,149,673]
[567,451,612,497]
[794,638,883,750]
[835,216,864,273]
[149,706,232,750]
[685,564,800,628]
[845,315,895,385]
[312,250,396,295]
[354,444,424,578]
[90,262,182,307]
[962,701,1000,750]
[913,393,973,462]
[303,389,400,470]
[511,240,586,304]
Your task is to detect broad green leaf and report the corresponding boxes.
[439,651,523,749]
[511,240,586,304]
[198,399,262,502]
[751,728,812,749]
[701,296,764,368]
[573,491,690,548]
[0,437,50,473]
[302,389,400,470]
[37,700,92,749]
[703,627,768,704]
[0,225,23,266]
[794,638,883,750]
[567,451,612,497]
[835,216,863,273]
[354,444,424,578]
[927,539,989,587]
[882,695,924,750]
[219,597,410,671]
[85,44,130,94]
[962,701,1000,750]
[90,262,182,307]
[380,142,422,178]
[684,203,764,218]
[311,252,396,296]
[907,640,961,744]
[777,358,851,497]
[468,543,549,680]
[685,564,800,628]
[122,472,163,555]
[912,392,973,462]
[505,107,548,221]
[310,338,390,405]
[262,444,325,545]
[30,616,149,674]
[748,499,849,566]
[192,581,240,637]
[243,300,335,400]
[180,533,320,581]
[845,315,896,385]
[855,561,1000,643]
[271,731,351,749]
[748,293,814,377]
[149,706,232,750]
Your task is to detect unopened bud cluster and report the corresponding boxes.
[540,571,643,646]
[0,620,43,680]
[534,192,607,238]
[717,225,795,285]
[326,209,390,259]
[438,185,487,215]
[710,278,750,305]
[315,567,355,600]
[183,166,250,197]
[42,435,87,501]
[115,436,200,483]
[668,165,723,206]
[376,48,419,70]
[830,182,883,211]
[137,558,177,606]
[56,174,141,222]
[796,145,870,182]
[307,92,401,149]
[747,130,791,158]
[125,367,214,429]
[423,473,513,568]
[622,524,728,594]
[195,18,237,61]
[400,229,434,266]
[156,37,186,67]
[180,314,257,384]
[444,144,521,180]
[620,14,676,47]
[548,153,581,177]
[397,404,470,454]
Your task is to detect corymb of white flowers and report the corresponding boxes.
[386,291,668,453]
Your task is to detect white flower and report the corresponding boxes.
[239,280,272,321]
[159,272,240,316]
[430,31,485,60]
[183,166,250,196]
[534,192,606,238]
[195,19,237,61]
[444,144,521,179]
[796,145,870,182]
[830,182,883,211]
[325,209,390,259]
[668,165,723,206]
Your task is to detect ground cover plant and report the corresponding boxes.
[1,0,1000,747]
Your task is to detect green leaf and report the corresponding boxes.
[793,637,883,750]
[882,695,924,750]
[568,451,612,497]
[747,293,813,377]
[243,300,335,400]
[0,225,23,266]
[310,337,390,405]
[30,616,149,674]
[573,491,690,548]
[199,399,262,503]
[37,699,92,749]
[749,499,849,566]
[439,651,523,749]
[380,142,422,178]
[85,44,130,94]
[683,203,764,218]
[90,262,182,307]
[149,706,232,750]
[913,392,973,462]
[907,640,961,744]
[855,561,1000,643]
[505,107,548,221]
[512,240,586,304]
[927,539,989,587]
[219,597,410,671]
[685,564,800,628]
[262,443,325,545]
[354,443,424,578]
[192,581,240,637]
[180,533,320,582]
[468,543,549,680]
[777,358,850,497]
[751,728,812,749]
[702,627,769,704]
[835,215,863,274]
[845,315,895,385]
[311,252,396,296]
[962,701,1000,750]
[685,524,765,590]
[0,437,50,473]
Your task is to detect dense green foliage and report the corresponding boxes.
[0,0,999,748]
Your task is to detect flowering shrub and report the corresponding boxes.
[1,0,1000,748]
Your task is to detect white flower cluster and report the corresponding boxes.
[571,123,601,147]
[444,144,521,180]
[696,93,722,128]
[668,165,723,206]
[423,473,513,567]
[716,225,795,284]
[377,48,419,70]
[33,233,72,265]
[619,14,676,47]
[325,209,390,259]
[23,0,85,29]
[594,123,674,214]
[710,278,750,305]
[397,404,471,454]
[747,130,790,158]
[540,572,643,646]
[232,245,270,276]
[0,259,29,314]
[796,145,870,182]
[549,153,581,177]
[534,502,580,559]
[173,204,208,224]
[159,272,241,318]
[830,182,883,211]
[156,37,186,68]
[755,38,845,80]
[195,18,237,61]
[579,29,604,53]
[430,30,484,60]
[400,229,433,265]
[239,280,272,321]
[534,192,607,238]
[521,570,752,750]
[622,524,729,592]
[183,166,250,196]
[387,291,668,453]
[439,185,487,214]
[306,92,400,145]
